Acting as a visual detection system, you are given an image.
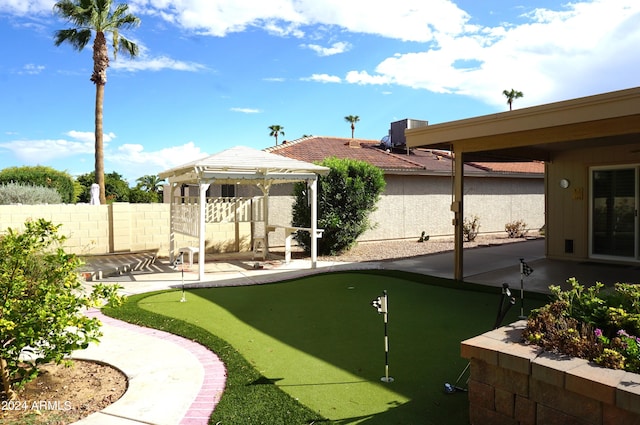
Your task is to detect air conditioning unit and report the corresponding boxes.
[389,119,428,147]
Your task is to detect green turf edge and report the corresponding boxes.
[101,270,550,424]
[102,291,329,425]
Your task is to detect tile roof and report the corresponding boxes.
[264,136,543,176]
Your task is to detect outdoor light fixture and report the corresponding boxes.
[559,178,570,189]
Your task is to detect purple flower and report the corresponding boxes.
[595,329,603,338]
[618,329,630,338]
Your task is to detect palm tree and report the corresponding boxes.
[269,125,285,145]
[344,115,360,138]
[136,174,165,193]
[54,0,140,204]
[503,89,524,111]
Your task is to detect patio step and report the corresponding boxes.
[79,250,158,281]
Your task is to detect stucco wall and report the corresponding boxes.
[546,143,638,261]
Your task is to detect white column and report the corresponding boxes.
[198,183,210,281]
[310,178,318,269]
[169,182,178,263]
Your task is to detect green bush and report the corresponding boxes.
[0,166,75,203]
[291,157,386,255]
[0,219,124,400]
[129,187,161,203]
[0,182,62,205]
[523,279,640,372]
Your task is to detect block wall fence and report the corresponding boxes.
[0,203,249,258]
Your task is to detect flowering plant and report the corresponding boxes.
[523,278,640,373]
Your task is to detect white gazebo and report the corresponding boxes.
[158,146,330,281]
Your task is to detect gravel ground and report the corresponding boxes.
[314,234,537,263]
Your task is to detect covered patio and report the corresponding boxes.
[158,146,330,281]
[405,87,640,280]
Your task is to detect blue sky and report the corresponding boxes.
[1,0,639,185]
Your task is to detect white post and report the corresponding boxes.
[198,183,210,282]
[169,183,178,264]
[310,178,318,269]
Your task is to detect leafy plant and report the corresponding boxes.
[0,219,124,400]
[0,166,75,203]
[505,219,528,238]
[0,182,62,205]
[462,215,480,242]
[523,278,640,372]
[291,157,385,255]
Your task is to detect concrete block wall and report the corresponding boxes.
[0,203,253,258]
[461,321,640,425]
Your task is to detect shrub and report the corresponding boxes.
[505,219,528,238]
[0,182,62,205]
[523,279,640,372]
[291,157,386,255]
[462,215,480,242]
[0,219,125,400]
[0,166,75,203]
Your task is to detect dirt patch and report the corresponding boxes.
[1,359,127,425]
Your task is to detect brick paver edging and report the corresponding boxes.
[88,310,227,425]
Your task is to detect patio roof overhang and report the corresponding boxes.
[404,86,640,280]
[405,86,640,162]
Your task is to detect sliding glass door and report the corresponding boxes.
[591,167,638,259]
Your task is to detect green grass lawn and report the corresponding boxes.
[105,270,546,425]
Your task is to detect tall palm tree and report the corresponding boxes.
[269,125,285,145]
[54,0,140,204]
[503,89,524,111]
[344,115,360,138]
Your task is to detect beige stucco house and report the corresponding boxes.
[405,86,640,279]
[264,136,544,243]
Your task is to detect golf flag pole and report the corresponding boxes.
[519,258,533,318]
[371,290,393,383]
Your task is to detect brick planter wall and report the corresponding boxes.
[461,320,640,425]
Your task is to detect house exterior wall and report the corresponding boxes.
[263,175,544,244]
[546,143,638,262]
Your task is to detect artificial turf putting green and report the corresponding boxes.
[136,271,544,424]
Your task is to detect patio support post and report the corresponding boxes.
[310,178,319,268]
[198,182,210,281]
[169,182,178,264]
[453,151,464,280]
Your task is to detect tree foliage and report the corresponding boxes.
[76,171,130,203]
[0,219,124,400]
[0,166,75,203]
[292,157,385,255]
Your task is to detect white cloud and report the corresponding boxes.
[301,73,341,83]
[19,64,45,75]
[106,142,209,180]
[0,0,54,15]
[302,41,351,56]
[0,130,116,163]
[339,0,640,107]
[129,0,467,41]
[231,107,261,113]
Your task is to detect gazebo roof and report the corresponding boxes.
[159,145,330,185]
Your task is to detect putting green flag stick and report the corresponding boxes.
[372,290,393,383]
